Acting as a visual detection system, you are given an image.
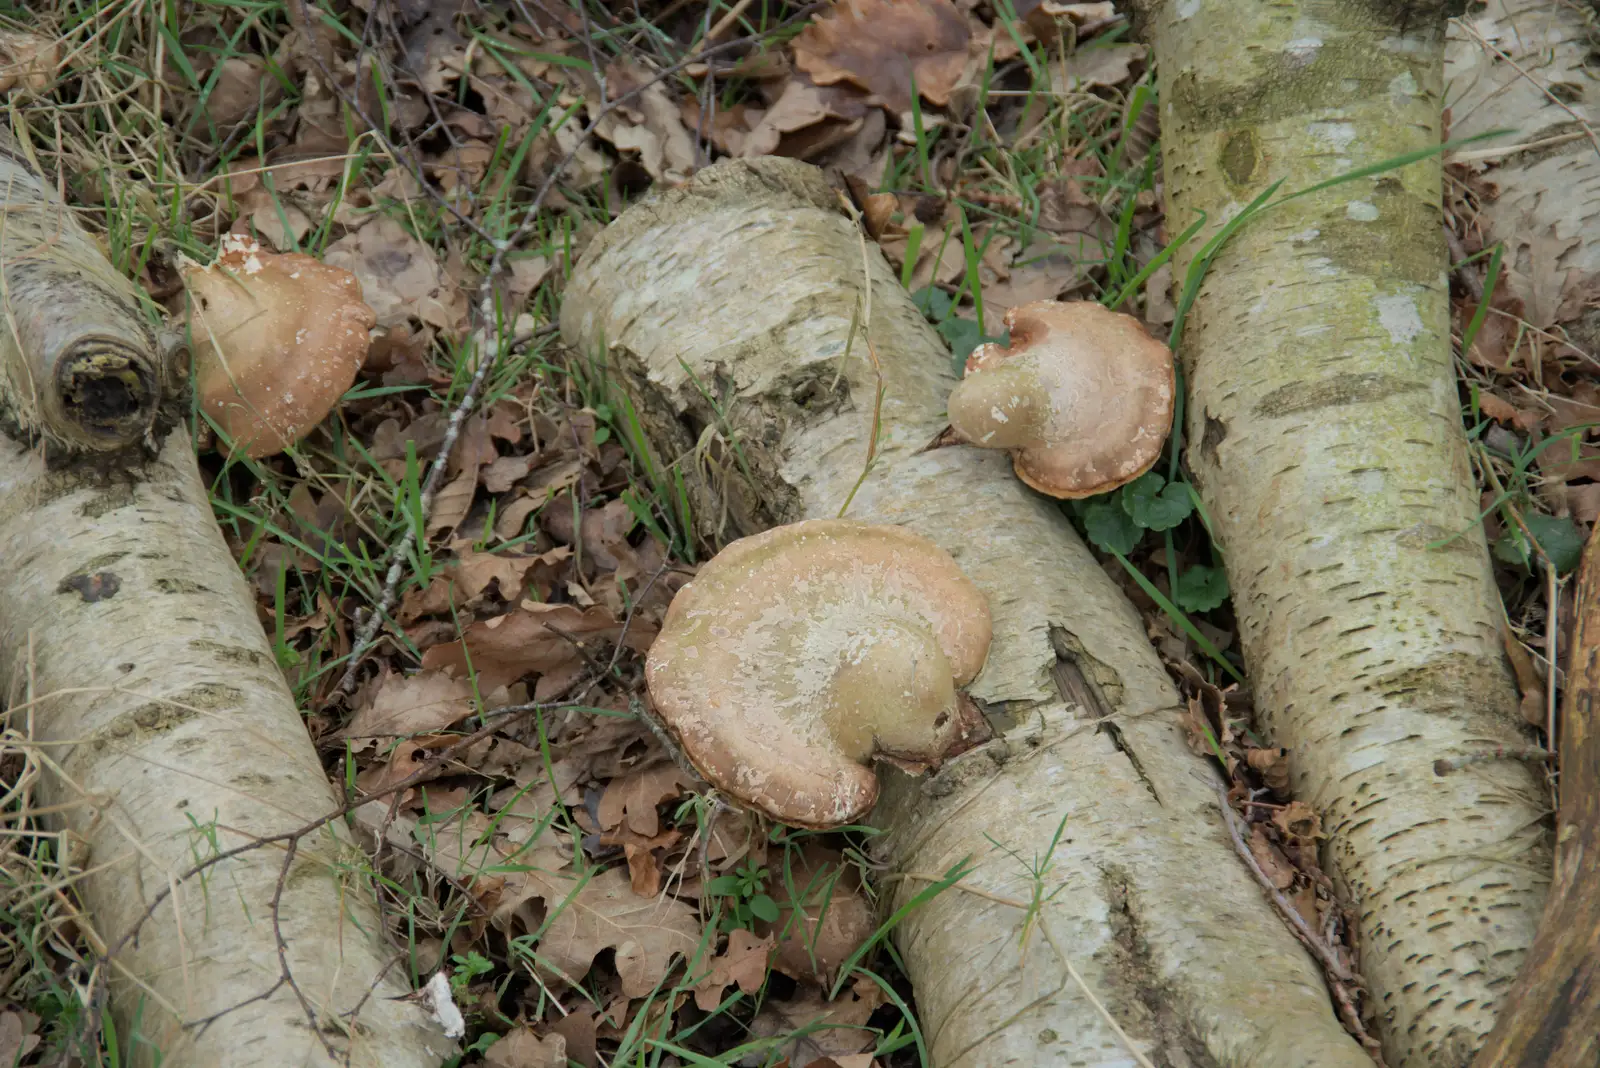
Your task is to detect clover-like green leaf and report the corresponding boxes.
[1523,513,1585,575]
[1121,472,1194,531]
[1084,498,1142,555]
[1174,564,1230,612]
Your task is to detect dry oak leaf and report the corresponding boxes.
[0,1009,41,1066]
[694,928,776,1010]
[340,670,475,746]
[204,56,280,128]
[759,843,876,986]
[485,1027,567,1068]
[794,0,969,116]
[324,215,468,332]
[598,763,694,838]
[1051,43,1146,92]
[1248,825,1296,890]
[738,74,869,160]
[748,978,885,1068]
[548,1008,600,1068]
[0,30,57,92]
[421,601,654,696]
[495,861,701,996]
[594,61,698,182]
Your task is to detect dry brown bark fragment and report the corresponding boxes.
[1470,521,1600,1067]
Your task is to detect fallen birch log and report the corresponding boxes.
[1135,1,1550,1063]
[1446,3,1600,1061]
[0,128,450,1066]
[1466,523,1600,1067]
[560,156,1371,1068]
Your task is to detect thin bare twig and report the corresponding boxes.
[1216,784,1354,983]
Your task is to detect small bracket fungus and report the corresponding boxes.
[182,233,376,458]
[946,300,1175,498]
[645,519,992,829]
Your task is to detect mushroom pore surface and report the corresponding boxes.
[645,519,991,828]
[947,300,1174,498]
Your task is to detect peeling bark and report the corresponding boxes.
[1136,2,1551,1064]
[1445,0,1600,346]
[561,157,1370,1068]
[0,127,450,1066]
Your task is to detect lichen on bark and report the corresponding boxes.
[1137,1,1551,1063]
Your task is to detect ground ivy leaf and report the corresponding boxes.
[1523,513,1585,574]
[1084,499,1142,555]
[1493,528,1531,569]
[912,286,952,321]
[1174,564,1230,612]
[937,317,1006,368]
[1121,472,1193,531]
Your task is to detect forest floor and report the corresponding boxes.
[0,1,1589,1065]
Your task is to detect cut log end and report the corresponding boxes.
[54,338,160,449]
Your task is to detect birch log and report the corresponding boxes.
[1448,3,1600,1061]
[561,156,1371,1068]
[0,128,451,1066]
[1135,2,1550,1064]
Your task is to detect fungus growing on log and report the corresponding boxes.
[182,233,375,457]
[947,300,1174,498]
[644,519,991,828]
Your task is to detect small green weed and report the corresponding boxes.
[704,861,781,933]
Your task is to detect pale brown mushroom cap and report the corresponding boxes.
[947,300,1175,498]
[644,519,992,829]
[183,233,376,458]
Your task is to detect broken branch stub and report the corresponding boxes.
[0,129,159,452]
[645,519,991,828]
[947,300,1174,498]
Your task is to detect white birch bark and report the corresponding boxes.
[1136,2,1552,1063]
[561,157,1370,1068]
[0,124,451,1067]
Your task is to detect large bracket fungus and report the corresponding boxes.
[182,233,376,458]
[947,300,1175,498]
[644,519,992,829]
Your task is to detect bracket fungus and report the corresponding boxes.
[645,519,991,829]
[182,233,375,458]
[946,300,1174,498]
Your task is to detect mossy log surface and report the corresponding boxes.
[561,156,1371,1068]
[1136,2,1550,1064]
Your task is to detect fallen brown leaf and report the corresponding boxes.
[422,601,654,695]
[324,216,468,332]
[1051,43,1146,92]
[0,1009,40,1067]
[1245,745,1291,793]
[747,978,885,1068]
[760,843,875,986]
[497,862,701,996]
[340,670,475,746]
[485,1027,567,1068]
[0,30,58,92]
[694,928,776,1010]
[1248,825,1296,890]
[794,0,969,116]
[598,763,694,838]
